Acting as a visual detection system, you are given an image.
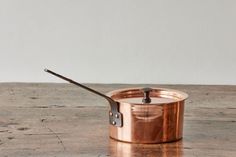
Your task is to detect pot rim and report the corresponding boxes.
[106,87,188,105]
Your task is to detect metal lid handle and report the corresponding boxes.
[141,88,152,103]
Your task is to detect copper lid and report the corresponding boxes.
[107,87,188,105]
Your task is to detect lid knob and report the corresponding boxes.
[141,88,152,103]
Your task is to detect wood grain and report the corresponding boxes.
[0,83,235,157]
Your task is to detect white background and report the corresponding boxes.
[0,0,235,84]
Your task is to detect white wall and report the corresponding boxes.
[0,0,236,84]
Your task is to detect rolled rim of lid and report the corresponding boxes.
[106,87,188,105]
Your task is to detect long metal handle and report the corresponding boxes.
[44,68,123,127]
[44,69,115,104]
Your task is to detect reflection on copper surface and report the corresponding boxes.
[109,101,184,143]
[109,138,183,157]
[108,88,187,144]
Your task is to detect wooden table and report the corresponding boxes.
[0,83,235,157]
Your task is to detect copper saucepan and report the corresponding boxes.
[45,69,188,144]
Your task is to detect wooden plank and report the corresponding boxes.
[0,83,235,156]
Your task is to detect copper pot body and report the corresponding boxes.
[107,88,188,144]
